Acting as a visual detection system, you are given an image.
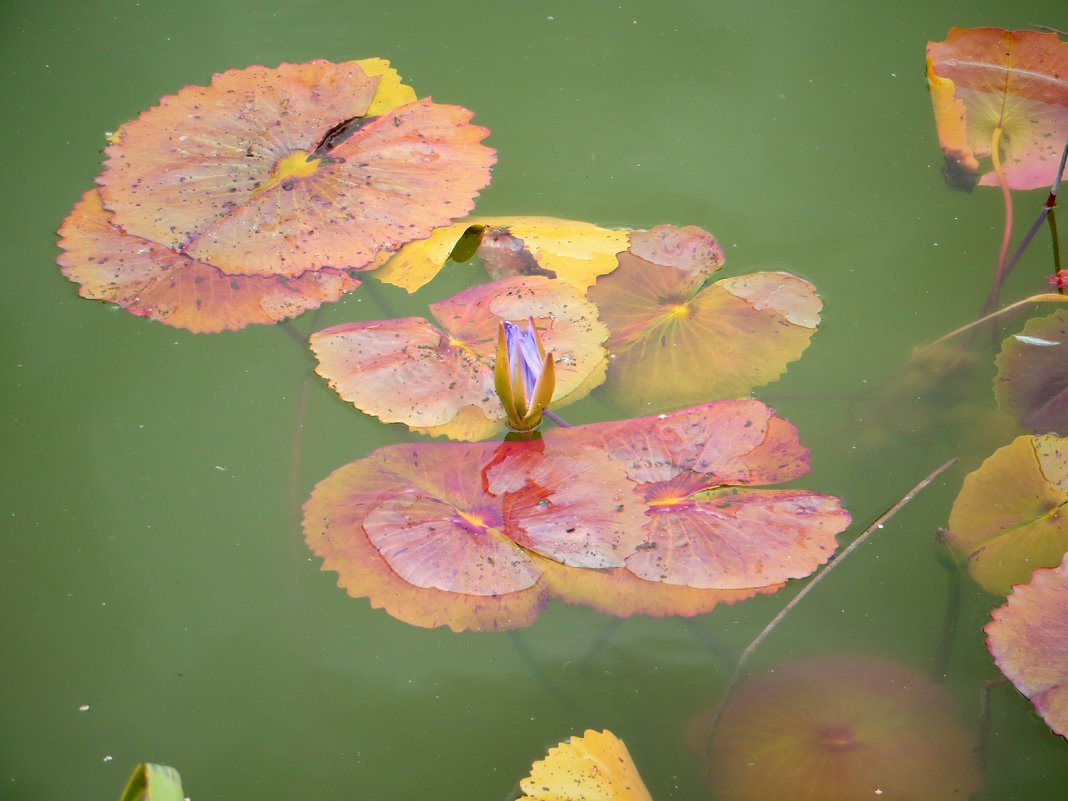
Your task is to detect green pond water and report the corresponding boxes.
[3,0,1067,798]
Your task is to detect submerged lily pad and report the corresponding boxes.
[945,434,1068,595]
[587,225,822,411]
[373,216,631,293]
[995,310,1068,434]
[986,551,1068,740]
[702,656,980,801]
[309,275,608,440]
[926,27,1068,191]
[518,729,653,801]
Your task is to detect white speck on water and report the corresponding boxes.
[102,755,113,763]
[79,704,90,712]
[214,465,227,471]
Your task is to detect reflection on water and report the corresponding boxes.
[4,2,1068,800]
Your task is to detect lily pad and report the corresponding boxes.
[98,59,494,277]
[945,434,1068,595]
[309,275,608,440]
[587,225,821,411]
[518,729,653,801]
[995,310,1068,434]
[555,400,850,589]
[703,656,980,801]
[58,59,494,331]
[986,551,1068,740]
[303,438,648,632]
[57,190,364,332]
[926,27,1068,191]
[304,400,847,630]
[373,216,631,293]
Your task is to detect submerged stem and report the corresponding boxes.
[985,126,1015,313]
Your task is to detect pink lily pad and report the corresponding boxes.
[57,190,362,333]
[587,225,822,411]
[554,400,850,589]
[309,275,608,440]
[986,551,1068,740]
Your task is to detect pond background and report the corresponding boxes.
[3,0,1067,799]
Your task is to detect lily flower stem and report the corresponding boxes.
[543,409,572,428]
[994,137,1067,296]
[983,125,1014,314]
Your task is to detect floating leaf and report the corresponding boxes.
[945,434,1068,595]
[926,28,1068,191]
[587,225,821,411]
[517,729,654,801]
[303,438,647,632]
[987,551,1068,740]
[98,60,493,277]
[118,763,184,801]
[304,400,847,630]
[702,656,980,801]
[58,59,493,331]
[556,400,850,589]
[995,309,1068,434]
[57,190,364,332]
[373,216,631,293]
[310,275,608,440]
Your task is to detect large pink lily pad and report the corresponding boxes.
[926,27,1068,191]
[57,59,494,332]
[309,275,608,440]
[304,400,848,630]
[57,190,363,333]
[99,60,494,277]
[945,434,1068,595]
[303,438,647,632]
[986,551,1068,740]
[587,225,822,411]
[554,400,850,589]
[995,310,1068,435]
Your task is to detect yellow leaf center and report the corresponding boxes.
[255,150,320,196]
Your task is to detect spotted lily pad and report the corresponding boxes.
[995,310,1068,434]
[304,400,847,630]
[373,216,631,293]
[554,400,850,589]
[58,59,493,331]
[986,551,1068,740]
[518,730,653,801]
[303,438,646,632]
[945,434,1068,595]
[57,190,364,332]
[587,225,821,411]
[926,27,1068,191]
[309,275,608,440]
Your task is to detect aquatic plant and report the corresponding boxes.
[986,551,1068,740]
[699,656,980,801]
[56,59,494,331]
[494,317,556,432]
[518,729,653,801]
[994,309,1068,434]
[926,27,1068,307]
[302,401,849,631]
